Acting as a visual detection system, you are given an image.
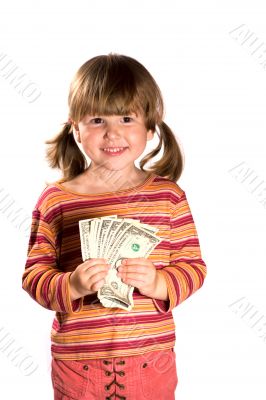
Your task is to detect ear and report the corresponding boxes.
[73,123,81,143]
[76,132,81,143]
[147,129,155,141]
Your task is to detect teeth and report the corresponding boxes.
[103,147,125,153]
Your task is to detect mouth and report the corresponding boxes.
[101,147,128,156]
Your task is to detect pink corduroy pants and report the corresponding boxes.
[51,348,178,400]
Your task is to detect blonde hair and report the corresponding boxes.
[45,53,184,182]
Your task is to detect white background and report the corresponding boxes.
[0,0,266,399]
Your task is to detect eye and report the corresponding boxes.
[122,116,133,123]
[91,117,104,124]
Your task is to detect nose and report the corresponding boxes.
[103,121,122,138]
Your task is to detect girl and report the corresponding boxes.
[22,53,207,400]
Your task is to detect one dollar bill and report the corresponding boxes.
[79,216,162,311]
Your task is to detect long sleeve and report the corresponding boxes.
[153,190,207,313]
[22,208,83,313]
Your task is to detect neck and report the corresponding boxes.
[84,165,149,191]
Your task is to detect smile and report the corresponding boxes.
[101,147,128,155]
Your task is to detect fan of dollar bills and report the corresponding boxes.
[79,215,162,311]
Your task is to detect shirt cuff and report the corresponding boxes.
[152,269,175,313]
[64,272,84,313]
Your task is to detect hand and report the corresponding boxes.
[69,258,111,300]
[117,257,158,297]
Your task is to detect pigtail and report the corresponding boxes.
[45,122,87,181]
[139,121,184,182]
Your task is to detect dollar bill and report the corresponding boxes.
[79,216,117,260]
[79,216,162,311]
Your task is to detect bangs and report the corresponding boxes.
[72,80,146,119]
[68,54,163,129]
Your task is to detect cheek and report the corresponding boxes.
[128,132,147,147]
[80,133,100,147]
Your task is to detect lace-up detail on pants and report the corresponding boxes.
[103,359,126,399]
[51,348,177,400]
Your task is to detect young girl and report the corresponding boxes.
[22,53,207,400]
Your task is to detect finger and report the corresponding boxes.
[119,272,146,282]
[84,259,110,270]
[89,270,109,286]
[91,278,106,291]
[85,264,110,278]
[118,266,147,274]
[122,257,146,264]
[120,277,145,287]
[93,268,113,288]
[84,258,108,267]
[117,272,147,280]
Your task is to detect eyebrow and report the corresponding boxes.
[87,113,138,118]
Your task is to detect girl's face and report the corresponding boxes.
[74,112,154,173]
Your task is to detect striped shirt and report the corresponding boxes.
[22,173,207,360]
